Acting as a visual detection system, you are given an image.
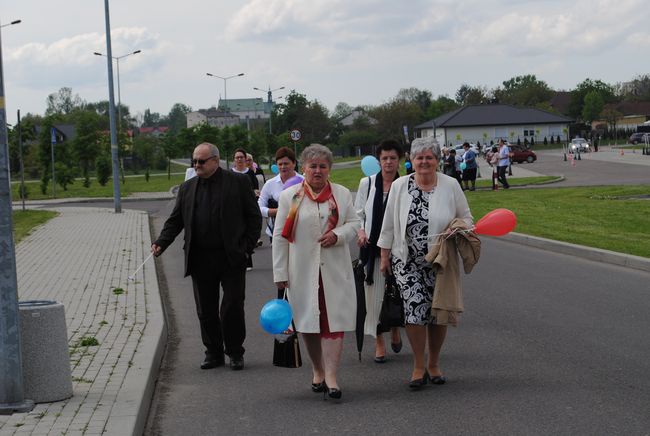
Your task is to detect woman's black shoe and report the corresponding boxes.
[408,372,429,389]
[430,375,446,385]
[327,388,342,399]
[311,381,326,393]
[391,340,403,353]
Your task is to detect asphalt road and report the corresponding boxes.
[107,197,648,436]
[518,149,650,187]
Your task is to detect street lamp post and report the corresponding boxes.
[206,72,244,113]
[94,49,141,133]
[101,0,122,213]
[0,18,35,415]
[253,85,284,134]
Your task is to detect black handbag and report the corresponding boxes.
[272,289,302,368]
[378,274,404,329]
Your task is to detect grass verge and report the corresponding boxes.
[12,210,59,243]
[11,173,185,201]
[465,185,650,258]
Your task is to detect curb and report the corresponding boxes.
[103,211,167,436]
[11,194,175,207]
[499,232,650,273]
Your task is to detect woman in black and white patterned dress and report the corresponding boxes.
[378,136,472,389]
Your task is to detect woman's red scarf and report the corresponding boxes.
[281,181,339,242]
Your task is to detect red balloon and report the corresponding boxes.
[474,208,517,236]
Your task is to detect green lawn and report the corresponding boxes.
[12,210,59,243]
[328,166,558,191]
[11,172,185,200]
[464,185,650,258]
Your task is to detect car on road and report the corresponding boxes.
[628,132,650,144]
[508,144,537,163]
[569,138,590,153]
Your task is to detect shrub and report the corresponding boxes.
[96,153,111,186]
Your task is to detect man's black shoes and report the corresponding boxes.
[200,355,225,370]
[230,356,244,371]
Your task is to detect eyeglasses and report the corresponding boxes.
[192,156,216,166]
[234,155,246,160]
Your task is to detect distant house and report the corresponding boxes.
[186,109,239,128]
[339,109,377,127]
[138,126,169,137]
[593,101,650,130]
[414,104,573,146]
[33,124,76,144]
[218,98,271,121]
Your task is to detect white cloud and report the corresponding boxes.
[6,27,172,90]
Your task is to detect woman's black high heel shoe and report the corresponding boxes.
[311,381,326,393]
[408,372,429,390]
[322,383,342,400]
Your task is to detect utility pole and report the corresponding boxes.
[17,109,25,211]
[102,0,122,213]
[0,17,35,415]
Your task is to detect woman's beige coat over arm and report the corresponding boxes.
[273,183,361,333]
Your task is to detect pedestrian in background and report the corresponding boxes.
[496,139,511,189]
[354,139,403,364]
[461,142,477,191]
[152,143,261,371]
[273,144,360,400]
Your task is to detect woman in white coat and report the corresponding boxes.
[273,144,360,400]
[378,136,472,389]
[354,139,403,363]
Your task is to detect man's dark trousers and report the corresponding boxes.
[190,247,246,360]
[497,165,510,188]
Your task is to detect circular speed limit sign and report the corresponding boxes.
[290,129,302,142]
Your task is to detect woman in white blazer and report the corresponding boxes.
[354,139,404,363]
[273,144,360,400]
[378,136,472,389]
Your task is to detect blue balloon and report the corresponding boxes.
[460,162,467,171]
[405,161,412,170]
[260,299,292,334]
[361,156,380,176]
[271,164,279,174]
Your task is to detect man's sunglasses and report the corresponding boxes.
[192,156,217,166]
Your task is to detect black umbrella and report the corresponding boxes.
[352,258,367,361]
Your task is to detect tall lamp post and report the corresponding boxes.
[206,72,244,112]
[0,18,35,415]
[94,49,141,132]
[253,85,284,134]
[99,0,122,213]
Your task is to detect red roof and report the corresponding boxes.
[139,126,169,134]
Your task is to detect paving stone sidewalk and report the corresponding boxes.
[0,207,165,436]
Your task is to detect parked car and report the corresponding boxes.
[629,132,650,144]
[569,138,590,153]
[508,144,537,163]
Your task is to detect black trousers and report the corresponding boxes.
[189,248,246,359]
[497,165,510,188]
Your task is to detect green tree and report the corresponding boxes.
[493,74,553,106]
[45,87,86,116]
[455,84,490,106]
[581,91,605,124]
[331,102,353,121]
[167,103,192,135]
[425,95,460,120]
[95,151,112,186]
[72,110,102,187]
[568,79,616,120]
[142,109,162,127]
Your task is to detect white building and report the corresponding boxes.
[414,104,573,146]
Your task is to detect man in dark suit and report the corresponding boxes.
[152,142,262,370]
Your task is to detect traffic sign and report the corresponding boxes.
[290,129,302,142]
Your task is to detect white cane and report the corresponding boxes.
[128,252,154,282]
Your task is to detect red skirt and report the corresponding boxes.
[318,273,344,340]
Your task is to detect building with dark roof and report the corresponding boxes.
[414,104,573,146]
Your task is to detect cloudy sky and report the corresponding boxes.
[2,0,649,125]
